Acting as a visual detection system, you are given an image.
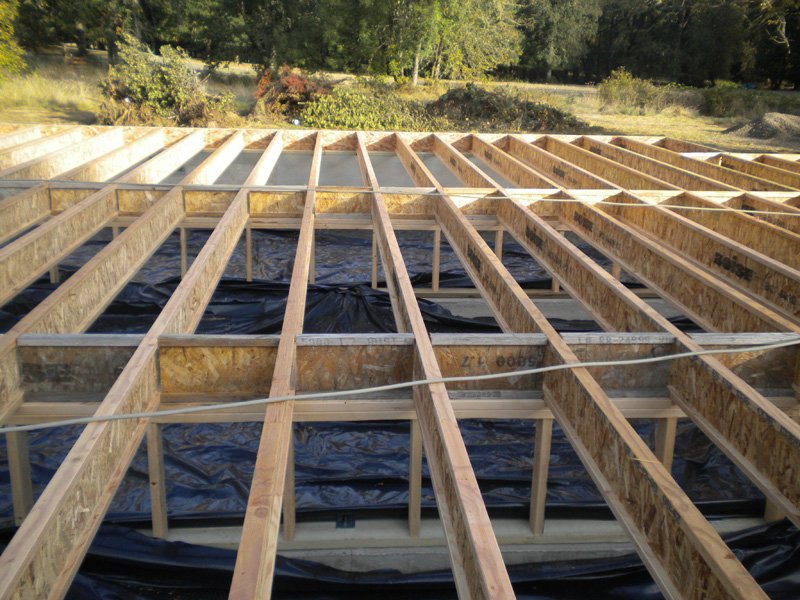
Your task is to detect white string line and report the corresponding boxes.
[2,336,798,435]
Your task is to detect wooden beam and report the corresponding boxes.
[0,128,128,180]
[717,154,800,190]
[399,134,771,599]
[726,193,800,235]
[146,422,168,538]
[62,128,167,182]
[574,136,735,191]
[598,193,800,321]
[504,135,614,189]
[654,417,678,470]
[756,154,800,174]
[12,391,799,425]
[0,126,92,169]
[0,186,118,306]
[0,186,184,423]
[463,143,800,528]
[484,136,794,331]
[408,419,422,537]
[117,130,206,184]
[0,125,49,151]
[229,132,316,600]
[6,431,33,525]
[556,199,797,332]
[664,192,800,271]
[612,137,792,191]
[537,136,676,190]
[0,135,254,600]
[453,137,800,324]
[0,185,53,245]
[0,134,250,551]
[469,135,556,188]
[368,133,515,599]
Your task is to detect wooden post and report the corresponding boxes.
[611,262,622,280]
[494,228,504,260]
[283,431,296,541]
[146,422,168,538]
[245,226,253,282]
[179,227,187,278]
[654,417,678,472]
[529,418,552,535]
[371,231,378,289]
[409,419,422,537]
[432,228,441,292]
[6,432,34,525]
[309,232,316,284]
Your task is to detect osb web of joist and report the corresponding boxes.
[0,123,798,600]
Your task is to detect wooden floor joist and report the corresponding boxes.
[437,140,800,529]
[361,132,514,599]
[229,131,316,599]
[0,125,798,600]
[404,134,771,599]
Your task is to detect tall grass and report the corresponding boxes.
[0,61,103,119]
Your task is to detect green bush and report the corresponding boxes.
[429,83,585,132]
[99,33,237,126]
[598,67,690,113]
[700,86,800,118]
[0,0,25,82]
[300,87,443,131]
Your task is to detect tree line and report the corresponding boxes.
[9,0,800,87]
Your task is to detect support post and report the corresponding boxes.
[432,228,441,292]
[246,226,253,282]
[146,422,168,538]
[654,417,678,471]
[6,432,34,526]
[409,419,422,537]
[529,418,552,535]
[283,433,296,541]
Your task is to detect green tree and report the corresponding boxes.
[0,0,25,80]
[520,0,602,80]
[429,0,522,79]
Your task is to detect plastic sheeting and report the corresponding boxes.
[0,520,796,599]
[0,227,758,528]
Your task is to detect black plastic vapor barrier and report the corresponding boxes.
[0,520,797,599]
[0,227,779,598]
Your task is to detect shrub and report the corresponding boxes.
[0,0,24,82]
[99,33,237,126]
[429,83,585,132]
[598,67,691,113]
[252,65,329,119]
[700,85,800,118]
[300,87,444,131]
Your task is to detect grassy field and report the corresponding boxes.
[2,49,800,153]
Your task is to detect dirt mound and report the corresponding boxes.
[724,112,800,139]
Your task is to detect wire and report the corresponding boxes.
[2,335,798,435]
